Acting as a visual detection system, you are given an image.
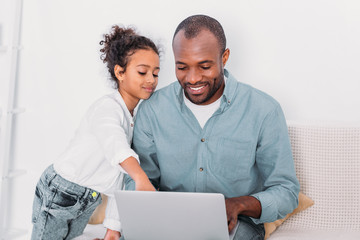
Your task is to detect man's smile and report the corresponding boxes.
[186,84,208,95]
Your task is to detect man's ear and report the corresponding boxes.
[222,48,230,67]
[114,64,125,81]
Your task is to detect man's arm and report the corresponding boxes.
[252,105,299,223]
[226,105,300,231]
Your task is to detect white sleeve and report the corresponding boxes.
[89,100,139,172]
[103,195,122,231]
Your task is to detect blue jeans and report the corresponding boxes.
[233,215,265,240]
[31,165,101,240]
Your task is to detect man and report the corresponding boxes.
[126,14,300,239]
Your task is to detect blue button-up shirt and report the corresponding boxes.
[125,69,300,223]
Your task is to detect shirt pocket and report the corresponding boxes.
[208,138,253,181]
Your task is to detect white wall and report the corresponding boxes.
[1,0,359,238]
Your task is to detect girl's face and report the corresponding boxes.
[116,49,160,103]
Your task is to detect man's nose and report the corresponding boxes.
[186,68,202,84]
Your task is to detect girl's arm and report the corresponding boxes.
[99,157,155,240]
[120,156,155,191]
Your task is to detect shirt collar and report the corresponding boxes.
[222,69,237,107]
[113,90,137,119]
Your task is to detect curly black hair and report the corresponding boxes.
[100,25,159,89]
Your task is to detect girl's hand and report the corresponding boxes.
[135,179,156,191]
[120,157,156,191]
[94,228,121,240]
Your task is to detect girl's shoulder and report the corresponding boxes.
[86,91,127,119]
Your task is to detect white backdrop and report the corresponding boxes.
[1,0,360,238]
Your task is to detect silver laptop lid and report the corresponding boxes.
[115,191,229,240]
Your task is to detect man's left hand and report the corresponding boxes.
[225,196,262,232]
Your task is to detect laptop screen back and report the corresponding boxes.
[115,191,229,240]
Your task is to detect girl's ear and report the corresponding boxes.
[114,64,125,81]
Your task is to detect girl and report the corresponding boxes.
[31,25,160,240]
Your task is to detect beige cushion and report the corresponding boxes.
[264,192,314,239]
[88,194,108,224]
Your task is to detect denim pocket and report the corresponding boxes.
[50,188,79,209]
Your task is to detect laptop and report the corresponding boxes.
[114,190,238,240]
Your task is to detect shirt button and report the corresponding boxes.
[199,167,204,172]
[201,138,205,142]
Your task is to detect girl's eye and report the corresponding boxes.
[138,72,146,75]
[153,74,159,78]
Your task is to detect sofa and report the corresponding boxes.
[75,123,360,240]
[267,123,360,240]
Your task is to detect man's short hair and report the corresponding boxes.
[173,14,226,54]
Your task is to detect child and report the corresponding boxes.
[31,25,160,240]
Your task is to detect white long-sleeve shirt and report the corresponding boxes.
[54,90,137,231]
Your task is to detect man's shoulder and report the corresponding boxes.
[230,79,281,113]
[152,81,179,100]
[226,70,280,109]
[138,81,180,111]
[247,83,279,107]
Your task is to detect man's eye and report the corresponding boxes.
[138,72,146,75]
[201,66,210,70]
[177,67,186,70]
[153,74,159,78]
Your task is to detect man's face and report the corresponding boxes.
[173,29,229,105]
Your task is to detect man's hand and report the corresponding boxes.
[225,198,240,233]
[93,228,121,240]
[225,196,262,232]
